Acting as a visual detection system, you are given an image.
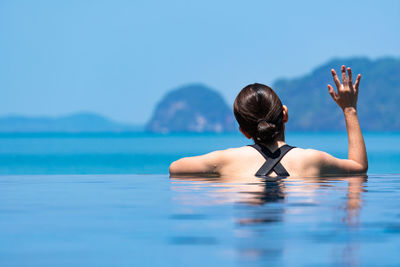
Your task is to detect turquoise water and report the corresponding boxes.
[1,132,400,174]
[1,132,400,266]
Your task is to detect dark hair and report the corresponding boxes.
[233,83,284,144]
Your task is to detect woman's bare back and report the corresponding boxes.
[212,145,320,178]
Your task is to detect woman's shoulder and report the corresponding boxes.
[289,147,324,156]
[207,146,253,163]
[286,147,328,166]
[217,145,264,158]
[284,147,342,176]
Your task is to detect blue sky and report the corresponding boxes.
[1,0,399,124]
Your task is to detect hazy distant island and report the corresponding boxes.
[1,56,399,133]
[146,84,236,133]
[0,113,141,133]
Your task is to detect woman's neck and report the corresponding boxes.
[254,131,286,151]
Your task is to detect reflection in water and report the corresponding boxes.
[236,177,286,226]
[170,175,368,266]
[345,176,367,226]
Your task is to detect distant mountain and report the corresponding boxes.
[0,112,141,133]
[273,57,400,131]
[146,84,236,133]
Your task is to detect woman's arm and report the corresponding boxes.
[316,65,368,175]
[169,150,225,176]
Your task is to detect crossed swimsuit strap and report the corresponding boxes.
[248,144,295,177]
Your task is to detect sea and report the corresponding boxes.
[1,132,400,266]
[1,132,399,175]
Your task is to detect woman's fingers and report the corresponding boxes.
[354,74,361,91]
[331,69,341,89]
[347,67,353,88]
[328,84,338,101]
[341,65,347,86]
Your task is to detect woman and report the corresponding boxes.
[169,65,368,177]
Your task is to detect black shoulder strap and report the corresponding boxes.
[249,144,295,177]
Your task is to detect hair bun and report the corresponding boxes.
[256,119,278,143]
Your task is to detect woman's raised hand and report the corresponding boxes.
[326,65,368,174]
[327,65,361,111]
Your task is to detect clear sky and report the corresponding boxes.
[1,0,399,124]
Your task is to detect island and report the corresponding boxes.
[0,112,139,133]
[145,84,236,133]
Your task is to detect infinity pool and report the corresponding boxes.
[1,174,399,266]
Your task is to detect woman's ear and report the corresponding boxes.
[239,127,252,139]
[283,105,289,123]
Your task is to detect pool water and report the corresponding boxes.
[1,174,399,266]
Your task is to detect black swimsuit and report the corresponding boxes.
[248,144,295,177]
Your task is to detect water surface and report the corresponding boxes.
[1,174,399,266]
